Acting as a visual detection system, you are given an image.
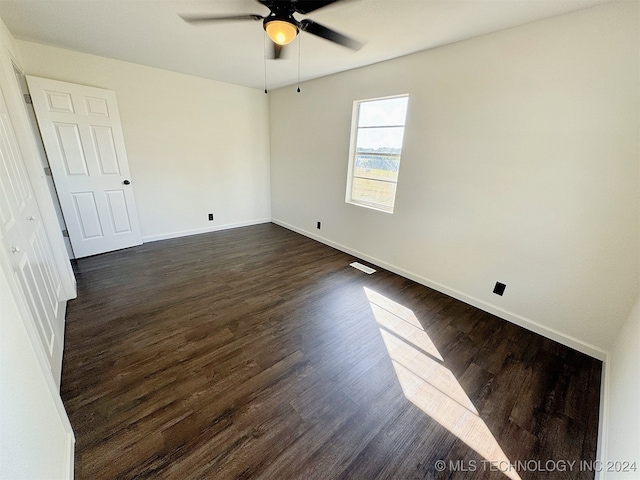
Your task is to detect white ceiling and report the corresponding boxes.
[0,0,609,90]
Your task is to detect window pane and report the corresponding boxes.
[356,126,405,152]
[350,177,397,209]
[354,154,399,182]
[358,96,408,127]
[347,94,408,213]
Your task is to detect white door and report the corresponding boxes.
[26,76,142,258]
[0,85,65,385]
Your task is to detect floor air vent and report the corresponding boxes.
[350,262,376,275]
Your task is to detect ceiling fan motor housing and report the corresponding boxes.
[181,0,361,51]
[262,3,299,43]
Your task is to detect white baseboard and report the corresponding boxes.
[596,355,611,480]
[142,218,272,243]
[272,218,608,361]
[273,217,612,473]
[65,432,75,480]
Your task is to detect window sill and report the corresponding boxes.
[346,200,394,214]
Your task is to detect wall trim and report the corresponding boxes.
[597,354,611,480]
[272,218,608,361]
[65,432,75,480]
[273,217,612,473]
[142,218,272,243]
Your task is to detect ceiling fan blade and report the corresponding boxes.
[292,0,340,14]
[298,19,362,50]
[179,13,263,25]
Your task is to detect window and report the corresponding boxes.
[346,94,409,213]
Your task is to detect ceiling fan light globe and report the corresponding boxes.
[265,20,298,45]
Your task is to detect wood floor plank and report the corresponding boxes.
[62,223,602,479]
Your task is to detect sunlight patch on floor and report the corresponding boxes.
[364,287,521,480]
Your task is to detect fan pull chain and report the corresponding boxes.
[296,34,301,93]
[264,33,268,94]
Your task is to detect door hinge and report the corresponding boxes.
[24,93,32,104]
[62,229,69,238]
[44,166,52,176]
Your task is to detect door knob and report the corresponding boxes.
[123,180,131,185]
[11,246,20,253]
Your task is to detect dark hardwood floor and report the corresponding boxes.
[62,223,602,479]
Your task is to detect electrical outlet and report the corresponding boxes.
[208,213,214,221]
[317,221,321,230]
[493,282,506,296]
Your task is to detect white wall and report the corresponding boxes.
[605,295,640,479]
[16,41,272,242]
[269,1,639,354]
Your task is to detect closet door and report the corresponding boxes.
[0,85,65,385]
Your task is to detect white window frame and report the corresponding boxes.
[345,94,409,213]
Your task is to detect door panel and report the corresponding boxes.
[0,118,31,210]
[27,76,142,258]
[85,96,109,117]
[71,191,103,239]
[105,189,133,233]
[19,232,57,352]
[32,223,61,318]
[16,252,55,353]
[45,90,74,113]
[92,126,120,174]
[0,85,65,384]
[54,122,88,175]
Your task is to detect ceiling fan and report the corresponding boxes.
[180,0,363,59]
